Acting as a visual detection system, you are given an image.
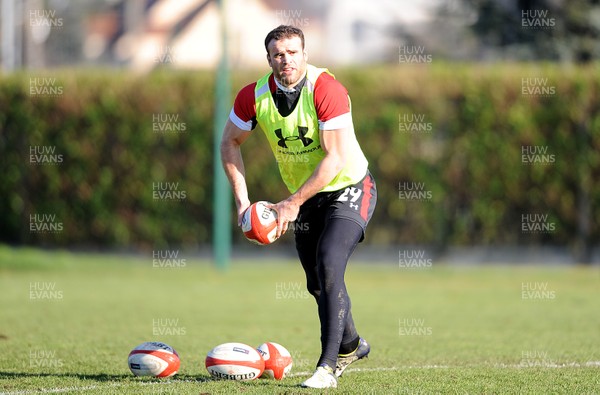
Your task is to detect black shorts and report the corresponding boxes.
[294,171,377,240]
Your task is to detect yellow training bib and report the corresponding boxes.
[254,64,368,193]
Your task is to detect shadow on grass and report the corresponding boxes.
[0,372,309,393]
[0,371,211,383]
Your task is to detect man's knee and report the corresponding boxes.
[317,247,347,288]
[306,277,321,299]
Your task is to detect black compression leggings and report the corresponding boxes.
[296,217,363,368]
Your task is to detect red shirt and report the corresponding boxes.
[229,71,353,131]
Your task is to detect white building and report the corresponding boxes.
[107,0,435,71]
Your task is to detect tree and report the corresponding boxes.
[437,0,600,62]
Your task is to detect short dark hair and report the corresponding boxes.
[264,25,305,53]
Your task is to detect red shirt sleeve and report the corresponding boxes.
[230,82,257,130]
[313,73,352,126]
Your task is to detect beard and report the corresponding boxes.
[280,74,296,86]
[277,63,306,87]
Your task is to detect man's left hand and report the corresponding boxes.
[267,198,301,239]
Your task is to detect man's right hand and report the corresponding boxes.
[237,202,251,227]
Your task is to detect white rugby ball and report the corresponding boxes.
[257,342,293,380]
[241,201,279,245]
[128,341,180,377]
[205,342,265,381]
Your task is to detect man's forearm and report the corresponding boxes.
[220,141,250,210]
[288,153,344,207]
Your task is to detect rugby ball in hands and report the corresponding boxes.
[128,341,180,377]
[257,342,293,380]
[205,342,265,381]
[241,201,279,245]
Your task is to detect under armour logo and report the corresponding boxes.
[274,126,313,148]
[349,203,359,210]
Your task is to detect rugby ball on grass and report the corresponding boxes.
[257,342,293,380]
[205,342,265,380]
[241,201,279,245]
[128,341,180,377]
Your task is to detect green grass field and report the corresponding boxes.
[0,246,598,394]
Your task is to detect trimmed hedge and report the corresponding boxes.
[1,64,598,252]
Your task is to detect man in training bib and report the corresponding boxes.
[221,25,377,389]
